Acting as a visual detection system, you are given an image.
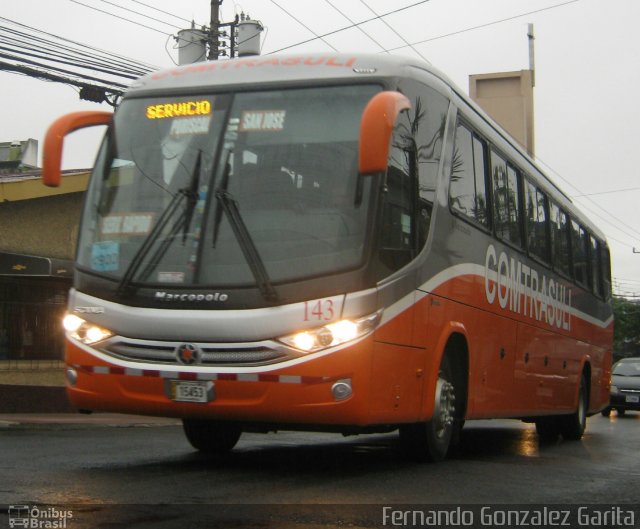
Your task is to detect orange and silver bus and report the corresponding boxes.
[43,53,613,461]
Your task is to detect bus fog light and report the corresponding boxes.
[66,367,78,386]
[332,379,352,401]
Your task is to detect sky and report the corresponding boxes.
[2,0,639,295]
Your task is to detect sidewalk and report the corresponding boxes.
[0,412,181,429]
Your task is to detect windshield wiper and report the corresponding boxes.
[215,189,280,304]
[116,151,202,298]
[211,150,231,249]
[211,151,279,304]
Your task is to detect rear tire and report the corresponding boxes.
[535,373,589,442]
[559,373,588,440]
[182,419,242,453]
[601,407,611,417]
[399,355,457,462]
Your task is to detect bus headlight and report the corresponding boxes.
[278,310,382,353]
[63,313,114,345]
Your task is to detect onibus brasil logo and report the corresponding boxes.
[8,505,73,528]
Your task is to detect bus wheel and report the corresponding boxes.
[399,355,456,462]
[601,407,611,417]
[182,419,242,453]
[559,373,588,440]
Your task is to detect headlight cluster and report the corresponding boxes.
[279,310,382,353]
[610,385,619,394]
[63,313,114,345]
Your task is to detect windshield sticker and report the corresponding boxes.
[101,214,154,236]
[146,100,211,120]
[91,241,119,272]
[158,272,185,284]
[169,115,211,137]
[239,110,286,132]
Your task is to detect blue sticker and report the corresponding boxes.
[91,241,119,272]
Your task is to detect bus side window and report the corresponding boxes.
[377,112,418,275]
[590,235,603,297]
[570,220,589,288]
[491,151,522,248]
[549,201,572,277]
[524,178,550,263]
[449,123,489,227]
[602,244,612,299]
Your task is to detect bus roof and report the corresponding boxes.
[128,53,443,95]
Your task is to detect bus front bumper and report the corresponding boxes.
[64,339,375,427]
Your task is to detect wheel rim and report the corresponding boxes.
[433,377,456,439]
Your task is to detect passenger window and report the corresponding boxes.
[524,180,550,262]
[571,220,589,287]
[602,245,612,299]
[590,236,603,297]
[491,151,522,247]
[549,201,571,277]
[450,123,489,227]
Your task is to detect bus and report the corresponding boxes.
[43,53,613,461]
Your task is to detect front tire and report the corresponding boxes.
[182,419,242,453]
[399,355,457,462]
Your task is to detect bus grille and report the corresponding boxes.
[96,339,289,366]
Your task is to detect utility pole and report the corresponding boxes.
[175,1,260,64]
[527,23,535,87]
[208,0,221,60]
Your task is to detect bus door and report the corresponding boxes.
[364,91,427,423]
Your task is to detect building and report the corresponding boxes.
[469,70,535,157]
[0,139,39,174]
[0,140,89,366]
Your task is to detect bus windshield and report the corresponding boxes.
[77,84,380,292]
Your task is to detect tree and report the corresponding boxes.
[612,296,640,360]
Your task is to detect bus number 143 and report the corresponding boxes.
[304,299,334,321]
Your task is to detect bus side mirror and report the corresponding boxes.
[358,91,411,175]
[43,111,113,187]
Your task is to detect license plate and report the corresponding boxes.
[625,394,639,404]
[167,380,213,403]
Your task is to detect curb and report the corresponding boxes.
[0,384,74,413]
[0,413,181,429]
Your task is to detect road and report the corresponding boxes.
[1,413,639,528]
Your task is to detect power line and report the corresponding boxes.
[97,0,182,30]
[0,15,154,104]
[128,0,198,26]
[534,156,640,246]
[572,186,640,198]
[322,0,389,53]
[0,16,156,71]
[267,0,432,54]
[69,0,172,36]
[386,0,582,52]
[358,0,430,62]
[268,0,338,52]
[0,29,148,78]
